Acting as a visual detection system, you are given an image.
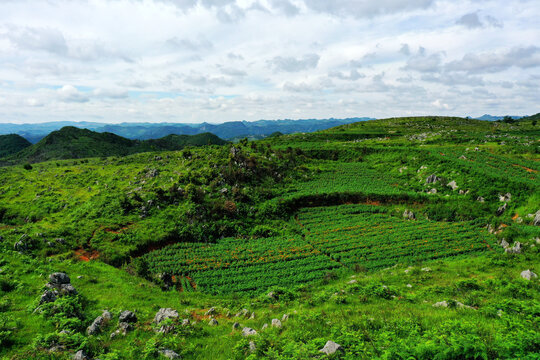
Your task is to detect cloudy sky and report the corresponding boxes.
[0,0,539,123]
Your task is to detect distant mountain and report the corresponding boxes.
[0,118,373,143]
[474,114,524,121]
[0,134,32,157]
[1,127,227,164]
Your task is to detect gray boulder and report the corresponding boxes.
[500,239,510,248]
[520,269,538,280]
[119,310,137,324]
[242,327,257,337]
[159,349,180,359]
[249,341,257,353]
[73,350,88,360]
[496,203,507,216]
[181,319,190,326]
[426,174,441,184]
[403,210,416,220]
[208,318,218,326]
[499,193,512,202]
[320,341,344,355]
[204,307,216,316]
[271,319,282,328]
[505,242,521,254]
[154,308,179,325]
[40,290,57,304]
[447,180,458,190]
[49,272,71,285]
[533,211,540,226]
[282,314,289,322]
[87,310,112,335]
[14,234,31,252]
[477,196,485,203]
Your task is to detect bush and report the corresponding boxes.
[23,163,32,170]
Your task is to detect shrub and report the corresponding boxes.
[23,163,32,170]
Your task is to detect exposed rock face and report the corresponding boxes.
[87,310,112,335]
[520,269,538,280]
[320,341,344,355]
[426,174,441,184]
[242,327,257,337]
[154,308,179,325]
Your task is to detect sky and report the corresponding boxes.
[0,0,539,124]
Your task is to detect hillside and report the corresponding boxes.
[0,134,31,157]
[0,116,538,359]
[1,127,227,164]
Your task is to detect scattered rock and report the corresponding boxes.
[406,284,413,288]
[208,319,218,326]
[347,279,357,284]
[496,203,507,216]
[281,314,289,322]
[499,193,512,202]
[319,341,344,355]
[261,323,268,330]
[459,155,467,160]
[433,301,448,308]
[249,341,257,353]
[14,234,31,252]
[271,319,282,328]
[477,196,485,203]
[534,211,540,226]
[249,312,255,319]
[421,267,432,272]
[520,269,538,280]
[119,310,137,324]
[232,322,240,330]
[182,319,190,326]
[403,209,416,220]
[447,180,458,190]
[87,310,112,335]
[40,290,57,304]
[49,272,71,286]
[433,300,474,309]
[242,327,257,337]
[204,307,216,316]
[505,242,521,254]
[428,188,437,194]
[154,308,179,325]
[159,349,180,359]
[235,309,249,318]
[73,350,88,360]
[500,239,510,248]
[426,174,441,184]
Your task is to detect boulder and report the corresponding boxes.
[500,239,510,248]
[496,203,507,216]
[57,283,78,296]
[477,196,485,203]
[261,323,268,330]
[40,290,57,304]
[235,308,249,318]
[403,210,416,220]
[204,307,216,316]
[447,180,458,190]
[49,272,71,285]
[242,327,257,337]
[208,318,218,326]
[319,341,344,355]
[426,174,441,184]
[505,242,521,254]
[432,301,448,307]
[249,341,257,353]
[421,267,432,272]
[14,234,31,252]
[499,193,512,202]
[534,212,540,226]
[271,319,282,328]
[347,279,357,284]
[87,310,112,335]
[159,349,180,359]
[181,319,190,326]
[232,322,240,330]
[154,308,179,325]
[73,350,88,360]
[119,310,137,324]
[427,188,437,194]
[520,270,538,280]
[282,314,289,322]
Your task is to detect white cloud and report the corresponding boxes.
[269,54,320,72]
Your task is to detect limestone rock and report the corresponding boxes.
[319,341,344,355]
[520,269,538,280]
[242,327,257,337]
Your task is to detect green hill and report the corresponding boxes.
[1,126,227,164]
[0,134,31,157]
[0,116,538,359]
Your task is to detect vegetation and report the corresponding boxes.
[0,115,539,359]
[0,134,31,157]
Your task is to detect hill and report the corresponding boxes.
[1,127,227,164]
[0,115,538,359]
[0,134,31,157]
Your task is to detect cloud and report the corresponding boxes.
[303,0,435,18]
[399,44,411,56]
[269,0,300,16]
[446,46,540,73]
[93,88,129,99]
[456,12,503,29]
[5,26,68,55]
[328,69,365,80]
[270,53,320,72]
[57,85,89,103]
[404,51,442,73]
[166,36,214,52]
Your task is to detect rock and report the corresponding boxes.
[447,180,458,190]
[428,188,437,194]
[459,155,467,160]
[204,307,216,316]
[154,308,179,325]
[496,203,507,216]
[182,319,190,326]
[500,239,510,248]
[399,166,407,173]
[110,321,133,338]
[433,301,448,307]
[249,312,255,319]
[505,242,521,254]
[267,291,275,299]
[271,319,282,328]
[40,290,57,304]
[477,196,485,203]
[249,341,257,353]
[499,193,512,202]
[403,210,416,220]
[119,310,137,324]
[426,174,441,184]
[77,275,83,279]
[208,318,218,326]
[73,350,88,360]
[347,279,357,284]
[49,272,71,285]
[87,310,112,335]
[232,322,240,330]
[281,314,289,322]
[14,234,31,252]
[235,308,249,318]
[406,284,412,288]
[159,349,180,359]
[534,212,540,226]
[421,267,431,272]
[520,269,538,280]
[261,323,268,330]
[320,341,344,355]
[242,327,257,337]
[58,283,78,295]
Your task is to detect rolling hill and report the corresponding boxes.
[0,134,31,157]
[1,126,227,164]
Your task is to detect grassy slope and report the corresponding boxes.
[0,116,539,359]
[0,135,31,158]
